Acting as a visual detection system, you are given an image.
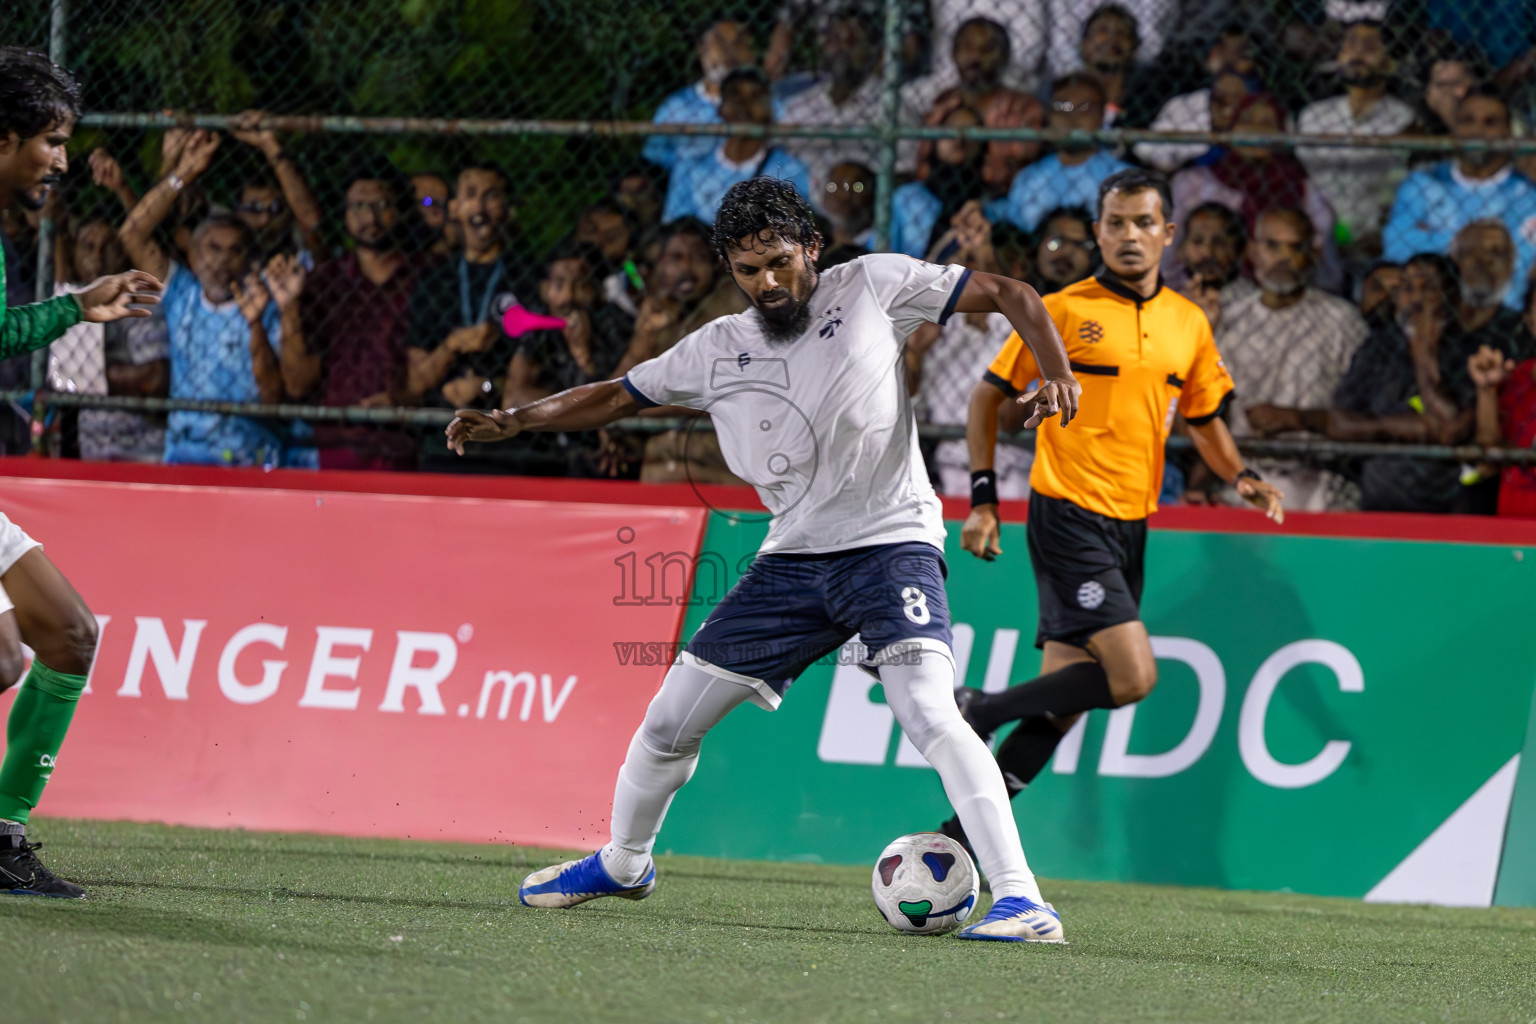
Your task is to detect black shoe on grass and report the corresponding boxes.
[0,837,85,898]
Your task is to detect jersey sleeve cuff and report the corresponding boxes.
[1183,389,1234,427]
[937,268,973,326]
[621,374,661,409]
[983,370,1021,398]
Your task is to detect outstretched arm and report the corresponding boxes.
[230,111,323,253]
[445,378,639,455]
[950,271,1079,427]
[1185,415,1285,523]
[120,129,221,282]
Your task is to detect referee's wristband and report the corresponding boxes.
[1235,468,1263,485]
[970,470,999,508]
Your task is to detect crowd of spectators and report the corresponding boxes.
[8,0,1536,516]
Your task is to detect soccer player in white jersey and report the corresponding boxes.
[447,178,1080,942]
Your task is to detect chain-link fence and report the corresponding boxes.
[6,0,1536,512]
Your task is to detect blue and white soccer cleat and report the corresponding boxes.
[518,850,656,909]
[955,896,1065,943]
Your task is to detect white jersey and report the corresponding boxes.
[625,254,971,556]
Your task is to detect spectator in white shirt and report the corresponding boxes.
[778,4,885,190]
[1295,20,1415,253]
[1074,3,1166,128]
[1135,40,1258,172]
[1213,208,1369,510]
[1047,0,1177,81]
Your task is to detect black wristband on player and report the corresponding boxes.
[970,470,999,508]
[1235,468,1263,484]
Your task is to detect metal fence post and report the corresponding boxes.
[872,0,902,253]
[29,0,68,450]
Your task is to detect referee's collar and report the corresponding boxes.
[1093,266,1163,306]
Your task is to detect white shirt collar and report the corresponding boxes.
[1450,160,1514,190]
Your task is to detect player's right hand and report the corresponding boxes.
[445,408,519,455]
[1018,375,1080,429]
[961,506,1002,561]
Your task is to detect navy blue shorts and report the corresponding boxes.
[686,541,953,695]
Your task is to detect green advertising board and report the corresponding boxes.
[657,513,1536,905]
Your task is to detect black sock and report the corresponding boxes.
[969,660,1113,736]
[994,717,1068,795]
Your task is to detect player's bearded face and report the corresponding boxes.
[729,235,821,344]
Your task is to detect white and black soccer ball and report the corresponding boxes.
[871,833,978,935]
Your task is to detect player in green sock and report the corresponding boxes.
[0,47,164,897]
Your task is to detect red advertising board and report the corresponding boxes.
[0,475,705,848]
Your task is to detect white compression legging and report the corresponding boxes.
[599,644,1043,904]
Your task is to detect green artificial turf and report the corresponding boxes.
[1,818,1533,1024]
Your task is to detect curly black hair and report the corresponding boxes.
[0,47,80,141]
[712,177,821,263]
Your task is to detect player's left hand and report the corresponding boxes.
[1017,375,1080,429]
[75,270,164,323]
[1236,476,1285,524]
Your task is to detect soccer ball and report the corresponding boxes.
[871,832,978,935]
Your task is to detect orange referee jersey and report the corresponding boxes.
[985,270,1234,521]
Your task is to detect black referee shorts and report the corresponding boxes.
[1026,491,1147,649]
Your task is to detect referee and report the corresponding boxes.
[940,169,1284,842]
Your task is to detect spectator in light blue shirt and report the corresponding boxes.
[1383,85,1536,310]
[158,216,293,467]
[891,103,988,258]
[986,73,1130,232]
[662,68,812,225]
[643,20,757,172]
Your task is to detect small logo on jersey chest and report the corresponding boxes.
[1076,580,1106,609]
[738,352,751,369]
[819,306,845,338]
[1078,320,1105,344]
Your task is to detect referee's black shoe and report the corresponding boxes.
[0,835,85,898]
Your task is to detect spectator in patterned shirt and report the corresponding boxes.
[644,20,758,173]
[778,2,885,191]
[1212,208,1368,511]
[50,204,168,463]
[662,68,812,224]
[119,129,309,468]
[1295,20,1416,256]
